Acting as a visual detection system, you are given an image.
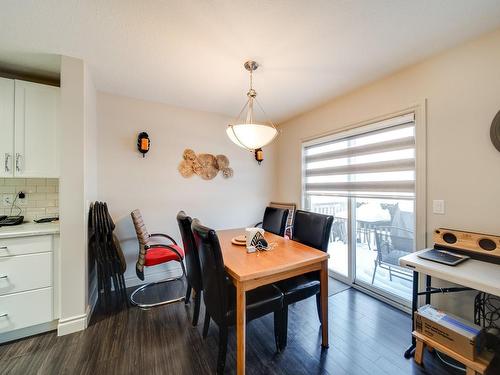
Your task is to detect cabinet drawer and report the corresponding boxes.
[0,288,53,333]
[0,253,52,296]
[0,235,52,257]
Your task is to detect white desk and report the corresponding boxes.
[400,249,500,296]
[399,249,500,358]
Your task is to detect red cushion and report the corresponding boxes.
[144,244,184,267]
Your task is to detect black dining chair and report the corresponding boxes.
[276,209,334,349]
[176,211,203,326]
[255,206,289,236]
[191,219,285,374]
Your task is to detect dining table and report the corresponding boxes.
[216,228,330,375]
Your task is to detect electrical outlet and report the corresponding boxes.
[17,192,27,206]
[2,194,14,207]
[433,199,445,215]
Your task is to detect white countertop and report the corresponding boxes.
[0,222,60,239]
[400,249,500,297]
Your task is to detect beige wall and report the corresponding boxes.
[96,92,276,286]
[58,56,89,335]
[58,56,97,335]
[84,65,97,204]
[84,63,98,309]
[277,29,500,316]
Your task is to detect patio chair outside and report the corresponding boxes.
[372,225,414,284]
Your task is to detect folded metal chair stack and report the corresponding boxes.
[88,201,128,310]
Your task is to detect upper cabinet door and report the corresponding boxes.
[14,80,60,178]
[0,78,14,178]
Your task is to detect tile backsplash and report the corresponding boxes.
[0,178,59,221]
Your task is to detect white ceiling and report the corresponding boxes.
[1,0,500,122]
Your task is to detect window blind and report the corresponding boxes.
[303,113,415,199]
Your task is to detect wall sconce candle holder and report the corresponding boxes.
[137,132,150,157]
[254,148,264,165]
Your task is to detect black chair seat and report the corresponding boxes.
[227,283,283,323]
[277,276,320,305]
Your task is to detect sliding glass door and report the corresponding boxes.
[353,197,414,302]
[308,195,349,279]
[303,113,417,306]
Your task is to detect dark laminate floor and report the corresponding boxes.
[1,280,498,375]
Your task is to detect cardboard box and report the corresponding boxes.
[415,304,482,360]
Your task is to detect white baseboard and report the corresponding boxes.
[57,312,88,336]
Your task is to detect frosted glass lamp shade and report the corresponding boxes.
[226,123,278,150]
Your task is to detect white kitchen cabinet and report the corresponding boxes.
[0,225,59,343]
[0,288,53,333]
[0,78,15,178]
[0,78,59,178]
[14,80,60,178]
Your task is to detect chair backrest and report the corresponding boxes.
[262,206,289,236]
[131,209,150,245]
[131,209,150,280]
[374,225,414,261]
[176,211,202,292]
[292,210,334,252]
[191,219,228,325]
[270,202,296,237]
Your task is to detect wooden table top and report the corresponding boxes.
[216,228,329,282]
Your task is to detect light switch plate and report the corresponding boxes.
[433,199,445,214]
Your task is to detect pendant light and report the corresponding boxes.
[226,61,279,151]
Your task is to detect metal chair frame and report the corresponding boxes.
[130,233,187,309]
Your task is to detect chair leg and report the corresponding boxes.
[316,293,322,324]
[217,325,228,375]
[185,283,192,304]
[273,310,282,353]
[280,305,289,350]
[202,309,210,339]
[192,291,201,326]
[371,260,378,284]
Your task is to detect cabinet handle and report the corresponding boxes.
[0,275,7,279]
[15,153,22,172]
[0,246,7,249]
[4,153,10,172]
[0,313,8,318]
